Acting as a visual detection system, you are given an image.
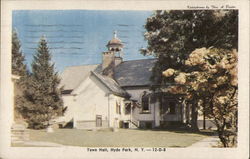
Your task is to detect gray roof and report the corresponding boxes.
[59,64,98,90]
[114,59,156,87]
[91,71,129,97]
[60,58,156,97]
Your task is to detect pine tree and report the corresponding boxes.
[12,30,28,121]
[12,29,27,77]
[19,37,63,129]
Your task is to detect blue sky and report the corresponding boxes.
[13,10,153,72]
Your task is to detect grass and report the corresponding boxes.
[15,128,214,147]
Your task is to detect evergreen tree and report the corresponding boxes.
[12,29,27,77]
[12,30,28,121]
[18,37,63,129]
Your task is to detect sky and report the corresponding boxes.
[12,10,154,73]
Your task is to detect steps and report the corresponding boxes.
[129,120,139,128]
[11,123,29,144]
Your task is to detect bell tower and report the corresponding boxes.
[102,31,124,77]
[106,31,123,54]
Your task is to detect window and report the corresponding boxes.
[124,103,131,115]
[169,102,176,114]
[141,91,150,112]
[116,101,121,114]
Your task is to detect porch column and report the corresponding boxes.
[130,102,132,128]
[182,101,186,123]
[154,99,160,127]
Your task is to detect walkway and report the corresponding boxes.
[23,141,64,147]
[188,136,220,147]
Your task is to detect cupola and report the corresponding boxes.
[102,31,124,78]
[106,31,124,53]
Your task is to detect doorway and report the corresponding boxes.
[96,115,102,127]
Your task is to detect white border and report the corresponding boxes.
[1,1,249,159]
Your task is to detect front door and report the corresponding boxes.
[96,115,102,127]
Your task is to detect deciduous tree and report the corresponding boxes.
[142,10,238,130]
[163,48,238,147]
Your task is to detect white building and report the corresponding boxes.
[59,32,213,130]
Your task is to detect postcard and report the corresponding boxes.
[0,0,249,159]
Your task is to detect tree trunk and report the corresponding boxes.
[217,128,229,147]
[191,103,199,131]
[203,109,206,130]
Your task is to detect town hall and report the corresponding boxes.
[59,32,203,130]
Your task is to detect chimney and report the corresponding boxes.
[114,56,123,66]
[102,51,115,78]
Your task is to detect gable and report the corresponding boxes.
[71,72,110,96]
[71,71,128,98]
[59,64,98,90]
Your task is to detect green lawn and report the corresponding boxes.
[18,128,213,147]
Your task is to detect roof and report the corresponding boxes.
[59,64,98,90]
[92,58,156,87]
[60,58,157,97]
[114,58,157,87]
[107,38,123,46]
[91,71,129,97]
[107,31,123,47]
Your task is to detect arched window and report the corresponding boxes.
[141,91,150,112]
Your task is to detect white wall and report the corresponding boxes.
[125,88,157,126]
[63,74,130,129]
[62,81,185,129]
[62,95,75,124]
[72,75,110,127]
[108,94,131,128]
